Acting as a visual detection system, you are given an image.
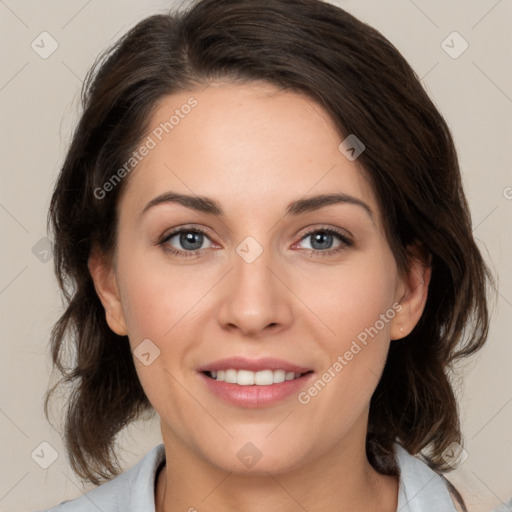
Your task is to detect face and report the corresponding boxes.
[91,82,426,475]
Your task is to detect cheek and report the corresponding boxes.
[301,253,398,342]
[298,250,398,395]
[116,245,209,344]
[114,246,219,399]
[114,250,205,411]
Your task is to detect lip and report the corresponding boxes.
[200,372,315,408]
[198,357,315,408]
[198,356,311,374]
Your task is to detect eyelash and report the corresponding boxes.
[158,226,353,258]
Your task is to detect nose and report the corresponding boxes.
[216,245,294,338]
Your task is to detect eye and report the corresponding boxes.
[158,225,352,257]
[159,227,215,256]
[294,227,352,255]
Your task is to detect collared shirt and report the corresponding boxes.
[38,443,458,511]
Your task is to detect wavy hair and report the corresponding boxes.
[45,1,492,506]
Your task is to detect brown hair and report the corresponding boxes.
[45,0,492,503]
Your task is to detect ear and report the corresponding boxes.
[390,242,432,340]
[88,247,128,336]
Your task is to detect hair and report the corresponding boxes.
[45,0,492,507]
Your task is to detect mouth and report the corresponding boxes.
[198,357,315,407]
[197,356,315,408]
[202,369,313,386]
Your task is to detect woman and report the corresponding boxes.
[39,0,492,510]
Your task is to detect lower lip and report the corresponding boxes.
[200,372,314,408]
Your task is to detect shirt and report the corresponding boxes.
[37,443,458,511]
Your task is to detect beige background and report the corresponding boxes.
[0,1,510,511]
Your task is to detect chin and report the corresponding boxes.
[197,433,312,475]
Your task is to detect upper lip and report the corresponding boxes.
[198,357,312,374]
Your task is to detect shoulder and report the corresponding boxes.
[36,444,166,512]
[394,443,461,512]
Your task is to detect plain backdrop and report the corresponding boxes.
[0,1,510,511]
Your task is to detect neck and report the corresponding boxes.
[155,431,398,512]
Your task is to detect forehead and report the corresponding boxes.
[119,82,379,221]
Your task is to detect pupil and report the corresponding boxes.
[311,232,332,250]
[180,231,203,250]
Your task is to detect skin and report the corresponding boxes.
[89,82,431,512]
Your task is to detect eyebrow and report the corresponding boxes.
[139,191,373,220]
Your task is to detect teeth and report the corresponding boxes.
[225,369,237,383]
[209,369,303,385]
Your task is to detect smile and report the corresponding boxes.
[204,369,308,385]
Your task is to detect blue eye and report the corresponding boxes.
[160,228,213,256]
[297,228,352,255]
[159,226,352,258]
